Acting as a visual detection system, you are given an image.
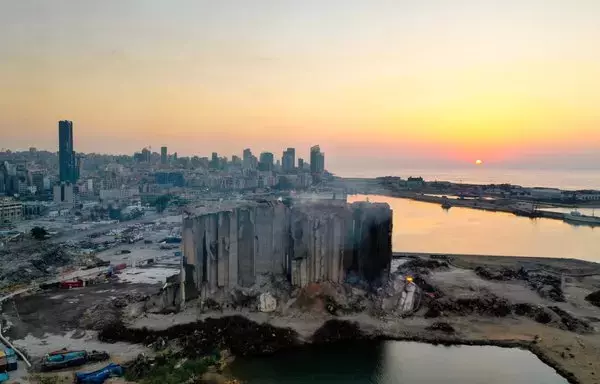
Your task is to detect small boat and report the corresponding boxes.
[41,349,109,371]
[441,202,452,209]
[41,350,87,371]
[564,210,600,226]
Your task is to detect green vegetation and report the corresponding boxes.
[153,194,172,213]
[125,352,219,384]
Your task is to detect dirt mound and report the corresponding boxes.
[425,295,512,318]
[311,319,367,344]
[473,266,564,302]
[512,303,559,325]
[426,322,456,334]
[399,259,449,275]
[100,315,300,357]
[548,306,592,333]
[585,290,600,307]
[80,302,121,330]
[474,266,522,281]
[527,272,565,302]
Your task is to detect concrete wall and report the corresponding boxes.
[182,200,392,296]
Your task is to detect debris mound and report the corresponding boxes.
[548,306,592,333]
[585,290,600,307]
[425,295,512,318]
[311,319,367,344]
[426,322,455,334]
[100,316,300,357]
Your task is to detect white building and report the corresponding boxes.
[99,188,139,201]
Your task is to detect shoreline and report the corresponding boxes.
[108,313,583,384]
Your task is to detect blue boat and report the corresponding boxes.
[41,350,87,371]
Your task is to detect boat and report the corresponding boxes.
[563,210,600,226]
[41,349,109,371]
[441,202,452,209]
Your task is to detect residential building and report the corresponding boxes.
[0,197,22,223]
[155,171,185,187]
[31,172,45,193]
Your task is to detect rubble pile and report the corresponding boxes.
[473,266,565,302]
[474,266,522,281]
[423,293,592,333]
[99,316,300,357]
[0,245,76,288]
[585,290,600,307]
[399,259,449,275]
[311,319,367,344]
[426,322,456,334]
[291,282,369,316]
[425,294,512,318]
[526,272,565,302]
[548,306,592,333]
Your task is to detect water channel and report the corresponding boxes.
[229,341,568,384]
[348,194,600,262]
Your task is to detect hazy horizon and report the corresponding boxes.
[2,0,600,171]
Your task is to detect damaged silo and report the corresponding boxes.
[181,199,392,298]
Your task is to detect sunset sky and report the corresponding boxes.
[1,0,600,173]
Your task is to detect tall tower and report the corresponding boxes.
[161,146,168,165]
[58,120,76,183]
[282,148,296,173]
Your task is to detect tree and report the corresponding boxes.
[154,195,171,213]
[31,226,48,240]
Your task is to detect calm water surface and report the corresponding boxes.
[337,168,600,190]
[230,341,568,384]
[348,194,600,262]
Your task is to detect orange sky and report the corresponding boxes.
[1,1,600,172]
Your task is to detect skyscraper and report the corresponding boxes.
[259,152,274,171]
[310,145,325,174]
[298,158,305,170]
[282,148,295,173]
[58,120,77,183]
[161,146,168,165]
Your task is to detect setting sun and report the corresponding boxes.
[475,159,483,165]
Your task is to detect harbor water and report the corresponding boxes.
[229,341,568,384]
[348,194,600,262]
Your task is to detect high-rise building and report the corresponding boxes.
[58,120,77,183]
[31,172,45,193]
[298,158,305,171]
[310,145,325,174]
[259,152,274,171]
[282,148,295,173]
[211,152,220,169]
[161,146,168,165]
[242,148,253,169]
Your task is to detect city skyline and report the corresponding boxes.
[2,1,600,173]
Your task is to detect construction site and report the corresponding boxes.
[2,198,600,383]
